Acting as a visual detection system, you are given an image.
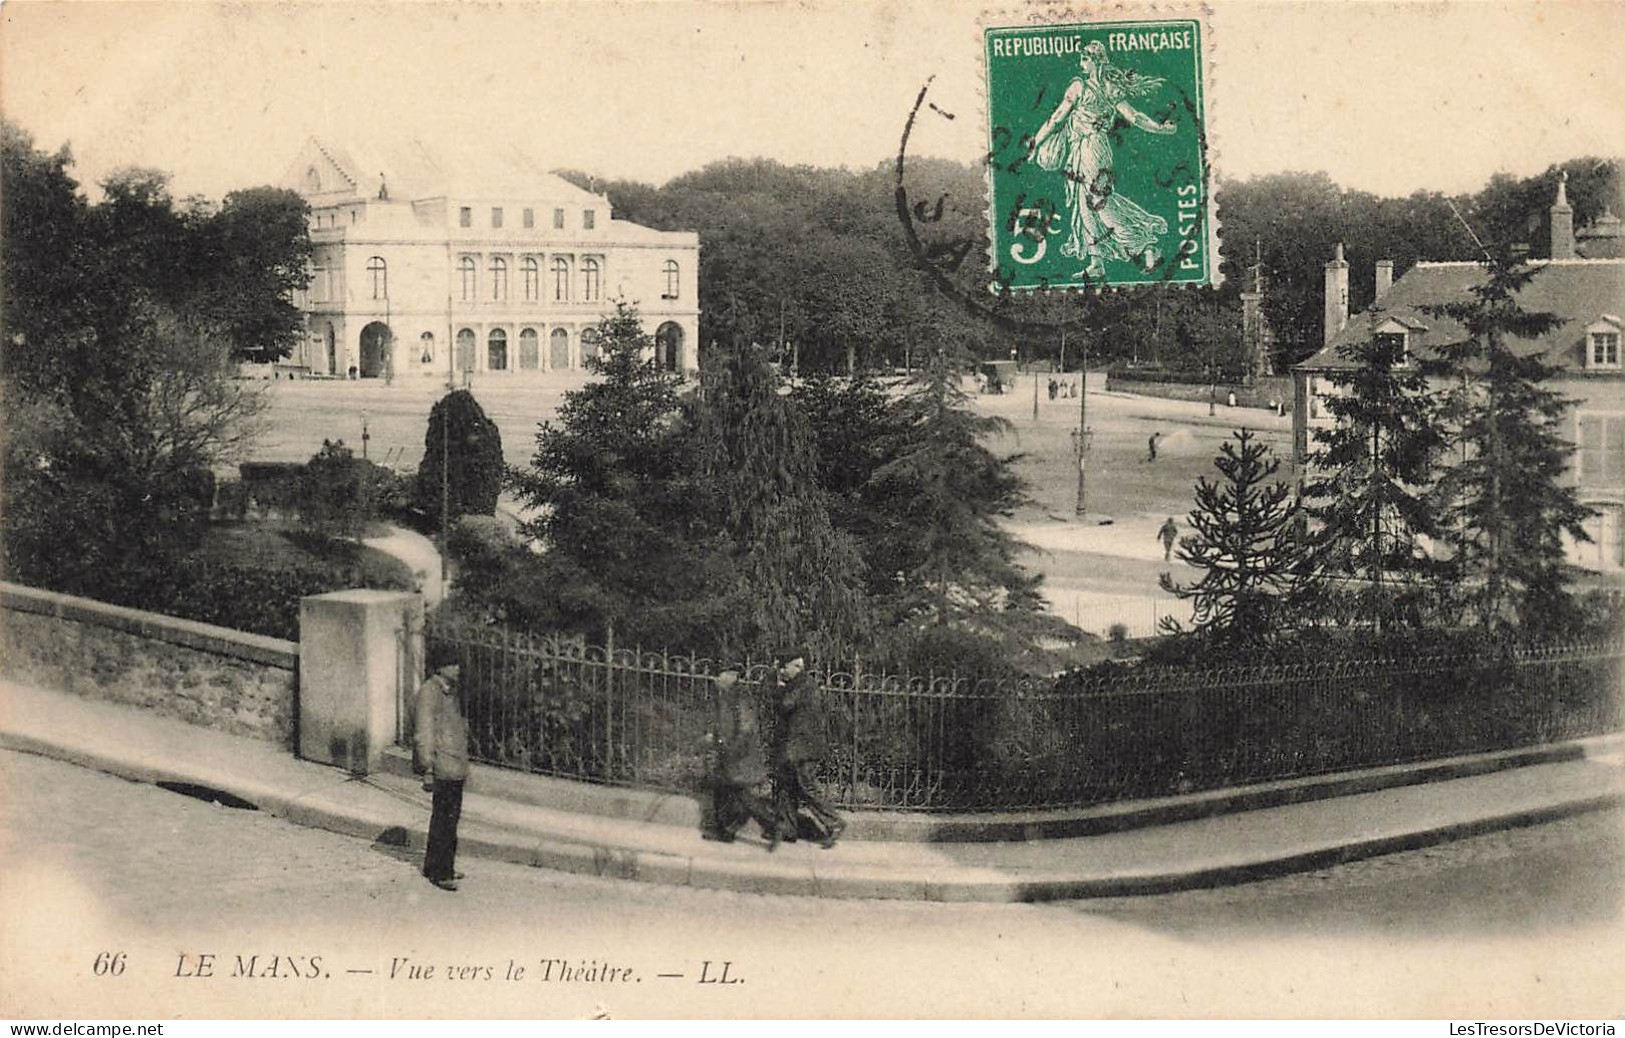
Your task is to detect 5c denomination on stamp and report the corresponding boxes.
[983,10,1217,292]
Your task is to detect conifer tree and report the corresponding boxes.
[509,302,731,647]
[1161,428,1302,651]
[1424,260,1594,634]
[1302,335,1447,627]
[416,389,503,529]
[865,350,1051,638]
[695,342,868,659]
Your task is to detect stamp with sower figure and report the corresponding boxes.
[984,11,1217,292]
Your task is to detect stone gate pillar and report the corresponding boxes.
[298,589,423,774]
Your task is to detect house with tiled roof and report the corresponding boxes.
[1292,175,1625,573]
[276,137,700,382]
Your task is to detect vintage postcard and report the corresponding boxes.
[1,0,1623,1025]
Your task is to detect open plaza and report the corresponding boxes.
[247,372,1292,640]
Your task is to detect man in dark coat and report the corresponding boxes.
[700,671,774,843]
[413,645,470,891]
[768,652,845,850]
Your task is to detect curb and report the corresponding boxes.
[4,726,1620,903]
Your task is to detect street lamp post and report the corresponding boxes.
[1073,332,1092,518]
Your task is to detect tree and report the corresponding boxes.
[1161,428,1303,651]
[1301,336,1447,627]
[416,389,503,529]
[863,351,1054,646]
[696,343,869,658]
[1424,260,1594,634]
[507,302,732,648]
[0,126,276,599]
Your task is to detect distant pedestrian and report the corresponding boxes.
[767,650,844,850]
[413,645,469,891]
[700,671,774,844]
[1048,378,1058,400]
[1146,432,1160,463]
[1157,517,1180,562]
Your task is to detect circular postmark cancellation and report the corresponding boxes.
[894,5,1220,327]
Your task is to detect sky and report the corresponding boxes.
[2,0,1622,202]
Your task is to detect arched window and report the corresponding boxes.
[549,327,571,369]
[488,328,508,371]
[522,257,540,302]
[305,166,322,193]
[366,256,387,300]
[455,328,476,372]
[582,257,602,302]
[552,257,571,302]
[663,259,680,300]
[519,328,539,370]
[458,257,477,301]
[419,331,435,364]
[490,257,508,301]
[580,327,601,366]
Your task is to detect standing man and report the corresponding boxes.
[1157,516,1180,562]
[1146,431,1160,463]
[414,645,469,891]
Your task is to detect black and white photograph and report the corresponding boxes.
[0,0,1621,1023]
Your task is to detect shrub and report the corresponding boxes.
[300,440,375,538]
[416,390,503,529]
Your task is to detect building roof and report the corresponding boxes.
[285,136,605,207]
[1298,258,1625,374]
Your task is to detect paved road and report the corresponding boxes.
[3,751,1620,1019]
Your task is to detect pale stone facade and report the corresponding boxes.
[280,138,700,381]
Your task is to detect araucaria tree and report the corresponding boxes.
[1425,260,1593,634]
[416,389,503,529]
[1161,428,1302,650]
[1301,336,1447,627]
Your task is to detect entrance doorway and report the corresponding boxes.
[359,322,392,378]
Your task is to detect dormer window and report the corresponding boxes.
[1372,316,1424,367]
[1588,318,1622,369]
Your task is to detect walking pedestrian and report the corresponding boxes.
[1157,516,1180,562]
[1146,432,1160,463]
[767,650,845,850]
[700,671,774,844]
[413,645,469,891]
[1048,378,1058,401]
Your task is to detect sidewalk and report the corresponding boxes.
[2,678,1619,903]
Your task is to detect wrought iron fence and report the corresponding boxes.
[424,617,1624,813]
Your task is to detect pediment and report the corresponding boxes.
[280,139,359,200]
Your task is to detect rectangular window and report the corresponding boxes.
[583,209,596,230]
[1578,415,1625,486]
[459,207,472,228]
[492,207,504,229]
[1593,332,1621,367]
[553,208,565,230]
[523,208,535,229]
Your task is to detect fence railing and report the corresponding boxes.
[425,619,1624,813]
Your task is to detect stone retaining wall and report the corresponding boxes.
[0,582,299,747]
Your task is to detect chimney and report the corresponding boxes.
[1550,171,1575,260]
[1374,259,1394,302]
[1324,243,1350,347]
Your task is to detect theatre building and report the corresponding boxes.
[278,138,700,381]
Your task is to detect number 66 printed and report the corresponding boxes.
[1010,205,1061,265]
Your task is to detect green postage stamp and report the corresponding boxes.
[983,11,1217,292]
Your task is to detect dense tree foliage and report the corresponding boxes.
[563,156,1619,376]
[505,303,734,648]
[1424,261,1595,634]
[416,389,504,529]
[1,124,306,597]
[1301,337,1448,627]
